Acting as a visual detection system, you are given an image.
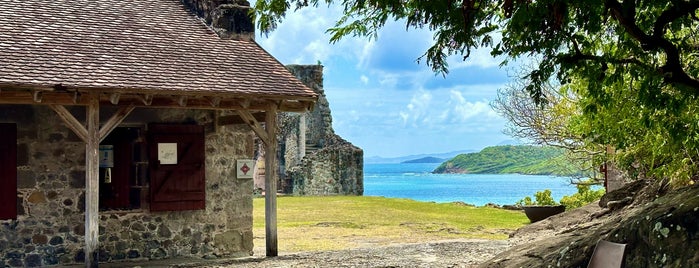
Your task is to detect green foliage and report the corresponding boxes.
[433,145,580,176]
[254,0,699,186]
[517,189,558,206]
[254,1,699,98]
[560,182,606,209]
[517,183,604,208]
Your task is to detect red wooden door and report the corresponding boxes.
[0,123,17,220]
[148,124,206,211]
[100,127,136,209]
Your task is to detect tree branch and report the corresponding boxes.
[605,0,699,93]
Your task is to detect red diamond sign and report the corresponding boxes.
[236,159,255,179]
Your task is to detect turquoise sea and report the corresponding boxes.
[364,163,580,206]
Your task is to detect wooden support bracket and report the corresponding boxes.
[99,106,135,142]
[49,104,88,142]
[236,109,270,144]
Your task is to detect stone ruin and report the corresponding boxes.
[253,65,364,196]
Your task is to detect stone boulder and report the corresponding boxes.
[482,181,699,267]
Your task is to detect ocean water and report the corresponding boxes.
[364,163,581,206]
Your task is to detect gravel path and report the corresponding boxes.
[183,239,513,268]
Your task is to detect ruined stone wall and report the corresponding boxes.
[0,105,253,267]
[180,0,254,41]
[271,65,363,196]
[288,135,364,195]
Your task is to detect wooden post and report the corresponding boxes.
[299,113,306,159]
[85,94,100,268]
[264,104,278,257]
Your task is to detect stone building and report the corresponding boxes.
[0,0,316,267]
[253,65,364,196]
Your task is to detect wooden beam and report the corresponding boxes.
[99,105,135,142]
[218,112,265,126]
[236,109,270,145]
[49,105,88,143]
[84,94,100,268]
[0,90,315,112]
[264,103,279,257]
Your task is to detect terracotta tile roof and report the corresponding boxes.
[0,0,317,101]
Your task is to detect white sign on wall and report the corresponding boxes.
[236,159,255,179]
[99,145,114,168]
[157,143,178,165]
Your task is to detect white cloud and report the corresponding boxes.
[256,4,514,157]
[360,75,369,84]
[400,89,432,126]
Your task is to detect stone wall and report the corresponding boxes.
[264,65,363,196]
[180,0,254,41]
[0,105,254,267]
[287,135,364,195]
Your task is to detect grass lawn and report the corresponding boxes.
[253,196,528,252]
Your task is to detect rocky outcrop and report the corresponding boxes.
[482,180,699,267]
[254,65,363,195]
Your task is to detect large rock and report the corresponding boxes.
[482,182,699,267]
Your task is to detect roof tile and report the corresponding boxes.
[0,0,316,100]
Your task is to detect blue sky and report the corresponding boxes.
[256,4,515,158]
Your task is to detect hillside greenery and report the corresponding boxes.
[433,145,579,176]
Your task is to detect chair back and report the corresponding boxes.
[587,240,627,268]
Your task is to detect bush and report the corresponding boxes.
[517,189,559,206]
[560,182,605,209]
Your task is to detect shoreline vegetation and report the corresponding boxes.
[433,145,580,177]
[253,196,527,253]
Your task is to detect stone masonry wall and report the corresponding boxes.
[0,105,253,267]
[288,135,364,195]
[271,65,363,196]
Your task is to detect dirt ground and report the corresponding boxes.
[94,239,511,268]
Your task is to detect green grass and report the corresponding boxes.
[253,196,528,252]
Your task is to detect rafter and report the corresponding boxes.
[207,96,222,107]
[109,93,120,105]
[178,95,188,107]
[138,94,153,106]
[33,91,42,103]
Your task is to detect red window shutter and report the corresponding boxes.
[148,124,206,212]
[0,123,17,220]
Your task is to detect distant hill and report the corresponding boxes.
[401,157,445,164]
[365,149,476,164]
[432,145,579,176]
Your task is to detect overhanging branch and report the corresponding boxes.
[605,0,699,93]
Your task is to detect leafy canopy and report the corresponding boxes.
[254,0,699,104]
[255,0,699,185]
